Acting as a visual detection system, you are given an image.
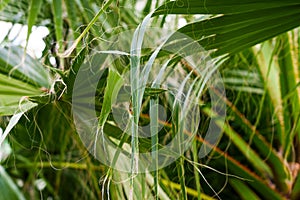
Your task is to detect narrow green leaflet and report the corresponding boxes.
[64,0,79,39]
[51,0,63,54]
[153,0,300,56]
[26,0,43,48]
[144,87,166,97]
[291,172,300,200]
[0,166,26,200]
[230,179,260,200]
[0,112,24,146]
[98,68,123,126]
[154,0,300,15]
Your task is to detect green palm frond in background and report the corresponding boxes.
[0,0,299,199]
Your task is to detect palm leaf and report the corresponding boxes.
[0,46,51,87]
[0,46,51,115]
[153,0,300,56]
